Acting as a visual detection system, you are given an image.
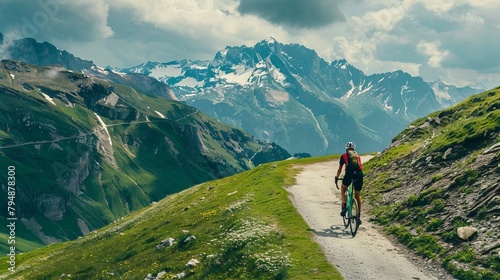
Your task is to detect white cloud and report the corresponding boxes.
[416,41,449,68]
[351,5,406,34]
[0,0,113,41]
[418,0,456,14]
[106,0,289,48]
[319,0,500,86]
[2,0,500,86]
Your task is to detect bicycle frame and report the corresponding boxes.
[335,177,360,237]
[346,183,353,217]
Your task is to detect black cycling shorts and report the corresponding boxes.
[343,170,363,191]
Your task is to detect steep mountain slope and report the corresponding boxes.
[0,60,290,254]
[428,79,480,108]
[0,157,343,280]
[2,36,93,72]
[364,88,500,279]
[123,38,482,155]
[0,32,176,99]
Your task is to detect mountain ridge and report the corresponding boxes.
[121,38,482,155]
[1,32,483,154]
[0,32,177,100]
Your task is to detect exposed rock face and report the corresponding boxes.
[36,193,66,221]
[7,37,94,71]
[365,89,499,277]
[2,35,176,100]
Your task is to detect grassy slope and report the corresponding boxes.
[363,88,500,279]
[0,156,343,280]
[0,63,289,255]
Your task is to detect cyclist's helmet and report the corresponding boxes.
[345,142,356,149]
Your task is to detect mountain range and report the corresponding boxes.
[2,34,482,155]
[120,38,482,155]
[0,58,289,254]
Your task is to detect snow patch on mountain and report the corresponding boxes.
[341,80,356,100]
[265,90,289,106]
[431,82,452,103]
[39,90,57,106]
[400,84,410,117]
[94,113,112,146]
[177,77,204,87]
[220,65,253,85]
[383,97,393,112]
[270,67,287,87]
[91,65,109,75]
[154,110,166,118]
[265,37,276,44]
[304,106,328,150]
[150,65,182,79]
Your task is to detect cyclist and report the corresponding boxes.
[335,142,364,224]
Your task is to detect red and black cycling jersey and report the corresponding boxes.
[340,152,363,171]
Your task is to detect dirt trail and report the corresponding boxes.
[287,157,455,280]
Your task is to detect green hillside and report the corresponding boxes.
[0,60,290,255]
[364,88,500,279]
[0,156,342,280]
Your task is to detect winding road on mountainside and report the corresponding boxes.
[288,156,456,280]
[0,110,200,150]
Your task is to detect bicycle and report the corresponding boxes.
[335,177,360,237]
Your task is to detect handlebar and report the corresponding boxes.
[335,177,343,189]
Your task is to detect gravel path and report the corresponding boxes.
[287,158,456,280]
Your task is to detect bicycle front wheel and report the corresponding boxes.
[349,197,360,237]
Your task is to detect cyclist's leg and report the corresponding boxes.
[340,183,347,216]
[354,190,362,218]
[353,172,363,222]
[340,184,347,206]
[340,175,352,216]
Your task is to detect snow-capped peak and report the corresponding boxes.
[265,37,277,44]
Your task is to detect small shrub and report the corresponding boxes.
[441,230,458,243]
[395,209,410,221]
[451,216,470,227]
[387,225,412,245]
[461,186,474,194]
[176,232,197,251]
[455,247,476,263]
[410,234,443,259]
[405,189,445,207]
[476,206,489,220]
[449,169,479,189]
[430,174,443,183]
[428,199,445,214]
[426,218,442,232]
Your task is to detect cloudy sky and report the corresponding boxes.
[1,0,500,87]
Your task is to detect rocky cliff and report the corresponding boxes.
[364,88,499,278]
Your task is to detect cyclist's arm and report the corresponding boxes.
[336,156,344,178]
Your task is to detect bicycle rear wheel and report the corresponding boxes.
[343,210,349,228]
[349,197,360,237]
